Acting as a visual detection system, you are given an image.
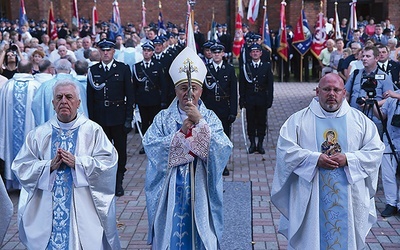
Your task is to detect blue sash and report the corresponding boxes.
[316,116,349,250]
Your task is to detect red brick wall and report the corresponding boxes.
[6,0,400,36]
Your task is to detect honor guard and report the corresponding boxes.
[152,37,175,104]
[200,41,214,64]
[87,39,134,197]
[239,43,274,154]
[202,43,238,176]
[133,41,167,154]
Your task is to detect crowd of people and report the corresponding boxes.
[0,12,399,249]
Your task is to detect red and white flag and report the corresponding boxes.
[72,0,79,28]
[233,13,244,58]
[277,1,288,62]
[92,3,98,36]
[346,0,357,41]
[48,1,58,40]
[247,0,260,23]
[310,12,327,58]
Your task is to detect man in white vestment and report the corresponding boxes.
[0,178,13,245]
[144,47,233,249]
[31,59,88,126]
[12,79,120,249]
[271,73,384,249]
[0,60,41,189]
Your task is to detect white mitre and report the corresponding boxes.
[169,47,207,87]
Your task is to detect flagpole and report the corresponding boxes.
[262,0,267,40]
[300,0,304,82]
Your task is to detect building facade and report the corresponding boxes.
[0,0,399,38]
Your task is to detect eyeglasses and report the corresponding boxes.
[320,87,344,94]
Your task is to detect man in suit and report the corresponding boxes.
[239,44,274,154]
[202,43,238,176]
[370,24,388,46]
[377,43,400,88]
[87,39,134,197]
[132,42,167,154]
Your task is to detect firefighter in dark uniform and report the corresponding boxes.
[87,39,134,197]
[239,43,274,154]
[133,41,167,154]
[152,37,175,105]
[202,43,238,176]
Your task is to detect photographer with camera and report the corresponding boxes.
[0,42,23,79]
[373,89,400,217]
[345,45,394,137]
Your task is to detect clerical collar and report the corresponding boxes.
[57,114,79,130]
[320,106,340,118]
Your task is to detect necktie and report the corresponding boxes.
[255,63,258,69]
[145,63,149,69]
[378,36,381,42]
[382,63,386,72]
[216,66,220,72]
[105,65,109,72]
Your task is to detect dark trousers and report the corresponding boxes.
[139,105,161,134]
[103,124,127,174]
[220,118,232,139]
[246,104,267,137]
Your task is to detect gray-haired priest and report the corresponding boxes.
[143,47,233,249]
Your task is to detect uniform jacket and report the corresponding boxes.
[379,59,400,86]
[132,60,167,107]
[239,61,274,108]
[87,60,134,127]
[202,62,238,120]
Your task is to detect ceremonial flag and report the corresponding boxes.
[72,0,79,28]
[186,8,196,51]
[347,0,357,41]
[92,3,98,36]
[233,13,244,58]
[292,9,312,56]
[277,1,288,62]
[310,12,327,58]
[48,1,58,40]
[247,0,260,24]
[158,11,166,35]
[209,11,218,42]
[261,2,271,52]
[109,0,123,40]
[334,3,342,39]
[238,0,244,18]
[142,0,146,28]
[19,0,28,29]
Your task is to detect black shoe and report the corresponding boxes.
[223,167,229,176]
[248,144,256,154]
[139,147,145,154]
[115,173,124,197]
[115,186,124,197]
[257,145,265,154]
[381,204,397,217]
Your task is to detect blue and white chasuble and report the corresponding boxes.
[144,98,233,250]
[316,117,348,249]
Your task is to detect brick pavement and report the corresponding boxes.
[2,81,400,249]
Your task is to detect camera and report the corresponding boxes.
[9,42,18,51]
[361,76,377,99]
[356,97,365,105]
